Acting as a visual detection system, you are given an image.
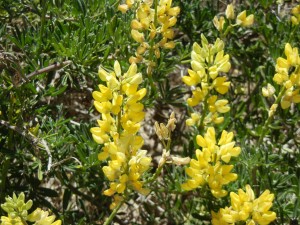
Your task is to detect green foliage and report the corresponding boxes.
[0,0,300,224]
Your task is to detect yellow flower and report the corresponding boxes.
[0,216,23,225]
[236,10,254,27]
[262,83,275,97]
[291,5,300,25]
[213,185,276,224]
[186,112,201,126]
[268,104,278,117]
[225,4,235,20]
[212,77,230,94]
[131,29,145,43]
[208,96,230,114]
[118,4,129,14]
[213,16,225,32]
[281,88,300,109]
[27,208,61,225]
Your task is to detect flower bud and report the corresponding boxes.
[225,4,235,19]
[118,4,129,14]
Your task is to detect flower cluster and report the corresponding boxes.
[119,0,180,71]
[291,5,300,25]
[266,43,300,109]
[181,127,240,198]
[1,192,61,225]
[212,185,276,225]
[183,34,231,127]
[213,4,254,32]
[90,61,151,209]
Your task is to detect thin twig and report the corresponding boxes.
[26,60,72,79]
[0,119,52,171]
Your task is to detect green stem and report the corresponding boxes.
[257,86,286,146]
[21,218,28,225]
[147,0,158,93]
[198,94,209,132]
[145,163,164,184]
[103,199,124,225]
[0,157,10,200]
[146,137,171,184]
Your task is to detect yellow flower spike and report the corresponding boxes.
[225,4,235,20]
[213,16,225,32]
[236,10,254,27]
[183,127,240,195]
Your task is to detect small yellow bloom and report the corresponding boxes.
[236,10,254,27]
[131,29,145,43]
[268,104,278,117]
[118,4,129,14]
[186,112,201,126]
[213,16,225,32]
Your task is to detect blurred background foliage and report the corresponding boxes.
[0,0,300,224]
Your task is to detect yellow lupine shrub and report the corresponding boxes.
[183,34,231,126]
[211,185,276,225]
[91,61,151,209]
[181,127,241,198]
